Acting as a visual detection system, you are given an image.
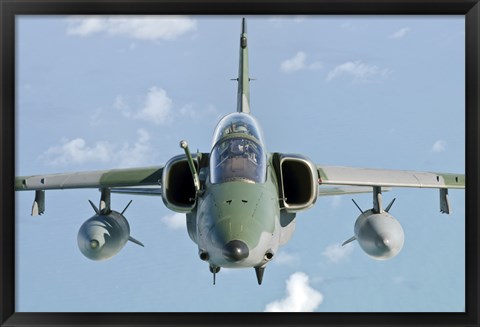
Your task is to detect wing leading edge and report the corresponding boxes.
[317,165,464,189]
[15,166,164,191]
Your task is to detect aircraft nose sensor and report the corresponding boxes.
[223,240,249,262]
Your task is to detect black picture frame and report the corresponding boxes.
[1,0,478,326]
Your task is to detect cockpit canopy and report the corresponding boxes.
[211,113,265,147]
[210,113,267,184]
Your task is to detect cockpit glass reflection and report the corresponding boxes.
[210,113,267,184]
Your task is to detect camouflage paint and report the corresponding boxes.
[195,163,281,268]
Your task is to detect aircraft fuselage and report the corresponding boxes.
[195,174,282,268]
[186,112,294,271]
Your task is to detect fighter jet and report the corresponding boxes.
[15,18,464,285]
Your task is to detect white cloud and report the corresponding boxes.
[115,87,219,125]
[264,272,323,312]
[281,52,307,73]
[113,95,129,111]
[326,61,390,83]
[67,17,106,36]
[136,128,150,143]
[66,16,197,41]
[273,251,298,266]
[89,107,105,126]
[322,243,354,264]
[179,104,199,119]
[280,51,323,73]
[41,129,155,168]
[136,87,173,124]
[41,138,113,166]
[388,27,411,39]
[116,87,173,125]
[431,140,447,153]
[115,129,154,168]
[161,212,186,230]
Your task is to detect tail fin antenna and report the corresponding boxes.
[237,18,251,114]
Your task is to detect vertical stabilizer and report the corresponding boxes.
[236,18,250,114]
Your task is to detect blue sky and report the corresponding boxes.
[15,15,465,312]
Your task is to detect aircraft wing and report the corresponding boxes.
[15,166,164,191]
[317,165,464,189]
[316,166,464,214]
[16,166,164,216]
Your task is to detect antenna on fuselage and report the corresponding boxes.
[255,266,265,285]
[209,265,220,285]
[236,17,251,114]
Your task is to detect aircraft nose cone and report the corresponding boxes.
[223,240,249,262]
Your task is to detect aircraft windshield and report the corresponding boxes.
[211,113,265,147]
[210,113,267,184]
